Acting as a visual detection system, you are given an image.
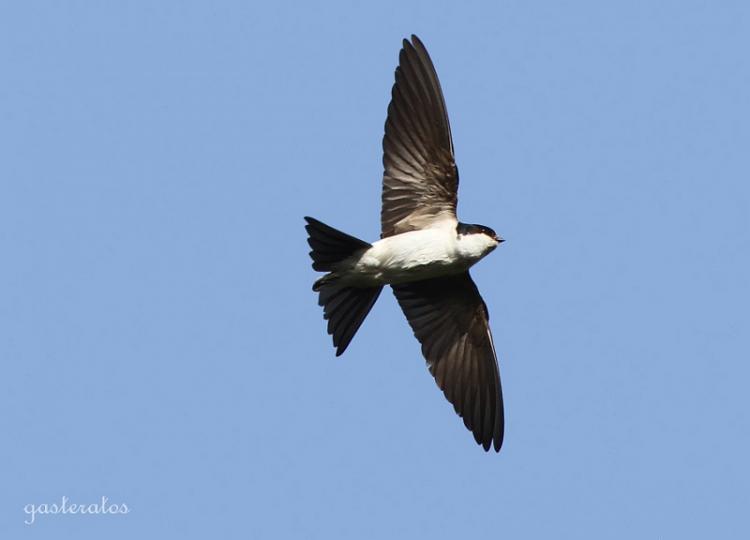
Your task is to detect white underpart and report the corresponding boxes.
[336,220,499,287]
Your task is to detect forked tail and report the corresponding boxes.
[304,217,382,356]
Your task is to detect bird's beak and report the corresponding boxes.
[496,235,505,244]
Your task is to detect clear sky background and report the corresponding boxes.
[2,1,749,538]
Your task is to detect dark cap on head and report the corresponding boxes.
[457,222,504,243]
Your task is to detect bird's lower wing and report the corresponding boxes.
[391,272,504,452]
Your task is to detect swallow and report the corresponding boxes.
[305,35,505,452]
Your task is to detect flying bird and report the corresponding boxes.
[304,35,505,452]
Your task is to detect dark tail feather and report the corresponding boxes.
[318,285,383,356]
[304,216,382,355]
[304,216,370,272]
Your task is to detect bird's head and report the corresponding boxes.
[477,225,504,246]
[457,223,505,257]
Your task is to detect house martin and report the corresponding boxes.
[305,35,505,452]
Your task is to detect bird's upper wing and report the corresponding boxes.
[381,35,459,238]
[391,273,504,452]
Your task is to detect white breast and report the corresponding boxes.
[339,221,496,286]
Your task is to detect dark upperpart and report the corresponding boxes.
[457,222,504,243]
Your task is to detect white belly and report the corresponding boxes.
[341,228,470,286]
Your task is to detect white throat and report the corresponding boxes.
[456,233,498,262]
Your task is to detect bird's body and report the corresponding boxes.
[328,219,499,287]
[305,35,507,452]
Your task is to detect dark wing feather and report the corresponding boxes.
[381,35,459,238]
[391,273,504,452]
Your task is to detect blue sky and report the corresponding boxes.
[1,1,749,538]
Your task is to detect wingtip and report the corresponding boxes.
[479,436,503,453]
[492,433,504,453]
[402,34,424,54]
[494,419,505,452]
[400,38,412,55]
[335,340,349,356]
